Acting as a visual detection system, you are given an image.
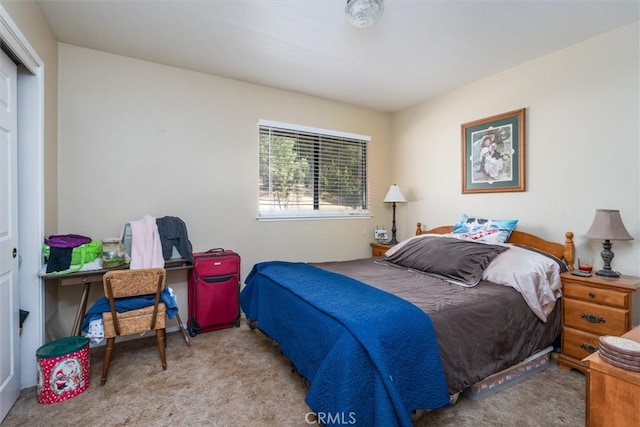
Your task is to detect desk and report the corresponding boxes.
[41,259,192,343]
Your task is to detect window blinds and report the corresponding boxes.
[258,120,370,220]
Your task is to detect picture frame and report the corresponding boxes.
[461,108,526,194]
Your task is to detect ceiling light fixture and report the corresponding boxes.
[345,0,384,28]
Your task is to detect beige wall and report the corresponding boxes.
[392,22,640,320]
[56,44,391,335]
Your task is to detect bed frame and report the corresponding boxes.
[415,222,575,270]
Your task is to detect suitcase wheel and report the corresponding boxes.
[188,328,197,337]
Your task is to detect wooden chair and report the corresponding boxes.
[100,268,168,386]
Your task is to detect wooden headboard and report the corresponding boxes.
[416,222,575,270]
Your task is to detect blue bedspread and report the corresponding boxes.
[240,261,449,427]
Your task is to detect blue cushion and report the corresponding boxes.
[451,213,518,243]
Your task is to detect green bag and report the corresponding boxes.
[43,240,103,273]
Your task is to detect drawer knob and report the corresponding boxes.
[580,343,598,353]
[581,313,605,323]
[588,292,595,299]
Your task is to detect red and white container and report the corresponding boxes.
[36,336,90,404]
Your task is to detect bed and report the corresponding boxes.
[240,220,575,427]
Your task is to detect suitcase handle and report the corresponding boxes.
[205,248,224,253]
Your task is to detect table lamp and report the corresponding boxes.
[585,209,633,278]
[383,184,407,245]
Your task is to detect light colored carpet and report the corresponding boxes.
[2,323,585,426]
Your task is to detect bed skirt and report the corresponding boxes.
[463,346,553,400]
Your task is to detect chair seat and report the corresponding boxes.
[102,303,167,337]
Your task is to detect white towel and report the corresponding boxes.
[128,215,164,269]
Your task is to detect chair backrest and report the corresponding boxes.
[103,268,166,298]
[103,268,166,335]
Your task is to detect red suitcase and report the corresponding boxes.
[187,248,241,336]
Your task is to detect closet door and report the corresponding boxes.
[0,47,19,423]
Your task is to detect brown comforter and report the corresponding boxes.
[312,258,561,394]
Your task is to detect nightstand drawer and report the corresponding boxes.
[370,242,392,257]
[562,281,629,309]
[562,326,600,361]
[563,298,628,336]
[372,246,387,257]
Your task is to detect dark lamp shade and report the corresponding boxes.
[383,185,407,203]
[585,209,633,241]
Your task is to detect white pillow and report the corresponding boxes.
[482,244,562,322]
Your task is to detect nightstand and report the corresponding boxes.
[558,272,640,373]
[370,242,393,257]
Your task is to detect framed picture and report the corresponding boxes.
[461,108,526,194]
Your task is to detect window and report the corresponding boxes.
[258,119,370,220]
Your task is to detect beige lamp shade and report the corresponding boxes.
[585,209,633,241]
[383,185,407,204]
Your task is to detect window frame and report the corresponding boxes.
[257,119,371,221]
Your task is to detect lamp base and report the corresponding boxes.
[595,269,621,278]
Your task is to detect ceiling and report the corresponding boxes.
[37,0,639,113]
